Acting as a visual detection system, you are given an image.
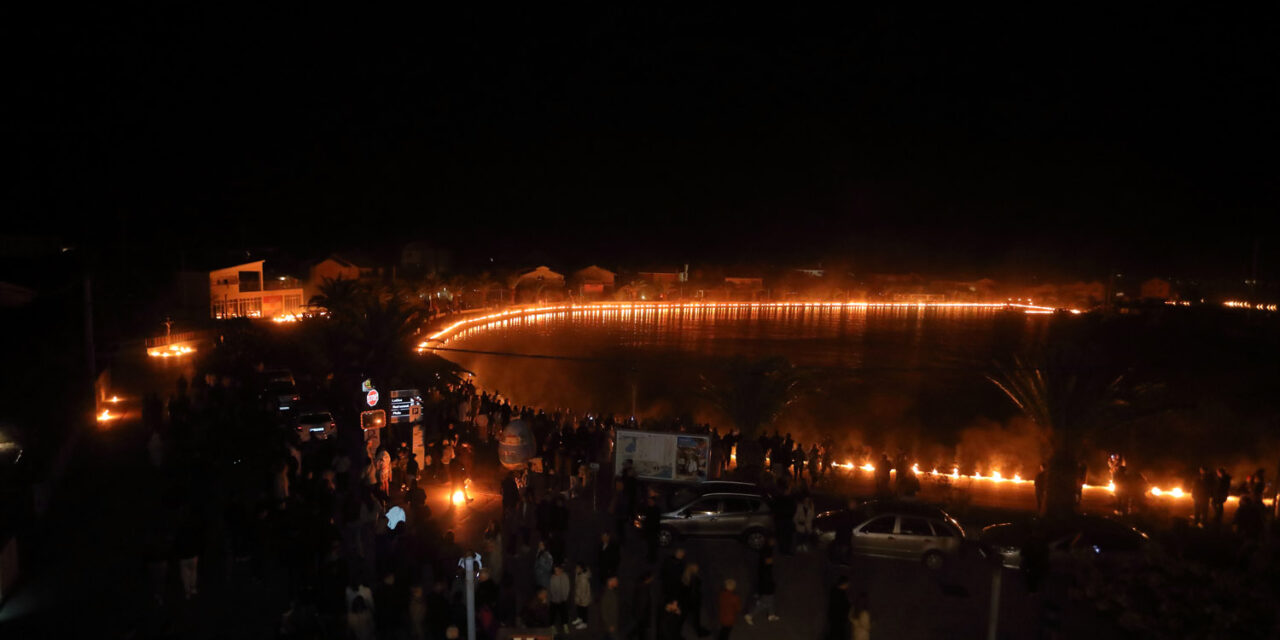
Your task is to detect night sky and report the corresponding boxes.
[8,6,1278,277]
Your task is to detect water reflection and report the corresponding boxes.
[440,304,1048,451]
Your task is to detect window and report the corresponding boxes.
[899,517,933,536]
[860,516,896,535]
[720,498,754,514]
[930,521,957,537]
[689,499,719,517]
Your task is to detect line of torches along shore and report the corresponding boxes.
[722,453,1246,504]
[824,460,1227,502]
[418,301,1082,350]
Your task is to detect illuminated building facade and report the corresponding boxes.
[210,260,305,319]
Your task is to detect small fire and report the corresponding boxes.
[860,463,876,473]
[148,344,194,357]
[97,409,116,422]
[451,490,466,506]
[108,395,121,403]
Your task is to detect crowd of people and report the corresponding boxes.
[136,368,880,640]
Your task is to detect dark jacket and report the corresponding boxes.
[661,556,685,601]
[633,581,654,629]
[598,541,621,578]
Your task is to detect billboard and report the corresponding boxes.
[614,429,709,483]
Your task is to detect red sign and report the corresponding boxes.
[366,389,379,407]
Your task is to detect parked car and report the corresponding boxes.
[816,500,965,569]
[979,515,1149,570]
[264,379,300,412]
[669,481,768,510]
[295,410,337,442]
[639,492,774,550]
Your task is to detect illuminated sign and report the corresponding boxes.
[389,389,421,424]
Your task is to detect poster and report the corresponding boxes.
[615,429,709,483]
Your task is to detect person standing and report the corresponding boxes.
[716,579,741,640]
[680,562,709,637]
[659,600,684,640]
[794,496,816,553]
[850,592,871,640]
[572,562,593,631]
[1034,464,1048,514]
[174,511,203,600]
[534,540,554,591]
[661,548,687,604]
[1212,467,1232,527]
[825,576,850,640]
[549,564,572,635]
[630,572,655,640]
[598,532,621,580]
[743,555,777,624]
[1192,466,1212,527]
[601,576,621,640]
[347,595,376,640]
[642,495,662,563]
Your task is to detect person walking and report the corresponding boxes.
[850,592,871,640]
[717,579,742,640]
[572,562,593,631]
[825,576,850,640]
[601,576,621,640]
[549,564,572,634]
[630,572,655,640]
[743,555,777,624]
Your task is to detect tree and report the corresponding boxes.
[701,356,807,474]
[988,334,1126,518]
[308,276,368,324]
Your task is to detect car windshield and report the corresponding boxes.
[268,381,296,392]
[299,413,329,423]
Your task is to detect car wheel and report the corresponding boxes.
[745,530,767,550]
[922,550,945,570]
[658,528,675,547]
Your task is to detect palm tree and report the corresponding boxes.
[308,276,369,324]
[988,342,1126,518]
[701,356,807,474]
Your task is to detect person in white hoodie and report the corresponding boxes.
[549,564,572,634]
[572,562,593,630]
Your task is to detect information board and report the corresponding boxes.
[389,389,421,424]
[614,429,709,483]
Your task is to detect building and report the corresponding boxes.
[569,265,616,299]
[510,266,566,303]
[306,255,361,302]
[210,260,305,319]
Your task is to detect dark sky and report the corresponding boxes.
[7,6,1279,277]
